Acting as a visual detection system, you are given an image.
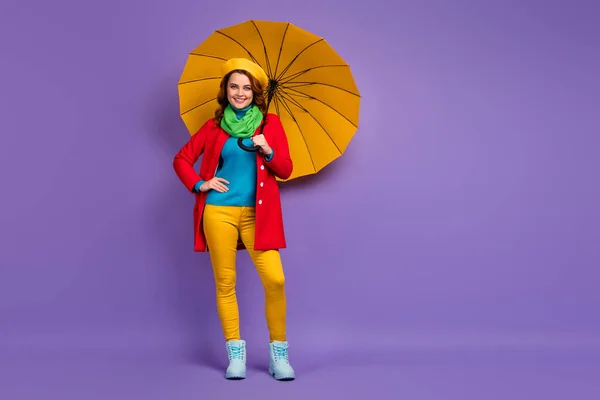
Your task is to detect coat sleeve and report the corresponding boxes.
[173,122,209,192]
[264,114,293,180]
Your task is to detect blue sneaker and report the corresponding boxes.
[269,340,295,380]
[225,340,246,379]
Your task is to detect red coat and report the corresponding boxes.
[173,113,293,252]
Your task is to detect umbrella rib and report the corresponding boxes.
[181,97,217,116]
[189,53,228,61]
[282,87,358,129]
[215,30,260,64]
[275,39,324,81]
[274,95,317,173]
[273,93,281,116]
[250,21,273,78]
[178,77,222,86]
[280,64,348,84]
[273,23,290,78]
[272,84,284,116]
[281,81,360,97]
[277,90,343,155]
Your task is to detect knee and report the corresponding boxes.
[215,275,236,296]
[264,273,285,292]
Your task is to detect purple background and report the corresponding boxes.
[1,0,599,398]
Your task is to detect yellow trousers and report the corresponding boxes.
[202,204,287,342]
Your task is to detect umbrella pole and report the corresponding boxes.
[237,85,275,152]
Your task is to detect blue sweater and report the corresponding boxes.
[193,105,273,206]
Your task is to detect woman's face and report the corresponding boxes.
[227,72,253,109]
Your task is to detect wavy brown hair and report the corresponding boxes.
[214,70,267,125]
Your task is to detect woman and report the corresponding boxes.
[173,58,295,381]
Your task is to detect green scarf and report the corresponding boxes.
[220,104,263,138]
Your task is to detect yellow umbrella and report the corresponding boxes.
[177,20,361,181]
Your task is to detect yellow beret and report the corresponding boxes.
[221,58,269,91]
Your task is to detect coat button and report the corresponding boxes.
[258,200,263,205]
[260,165,265,170]
[260,182,264,187]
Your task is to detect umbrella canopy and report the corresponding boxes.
[178,20,361,181]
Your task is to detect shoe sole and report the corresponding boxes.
[225,370,246,380]
[269,368,295,381]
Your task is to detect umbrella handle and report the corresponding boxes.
[237,101,271,152]
[237,137,259,152]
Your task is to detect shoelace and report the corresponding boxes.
[229,345,244,360]
[273,345,289,362]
